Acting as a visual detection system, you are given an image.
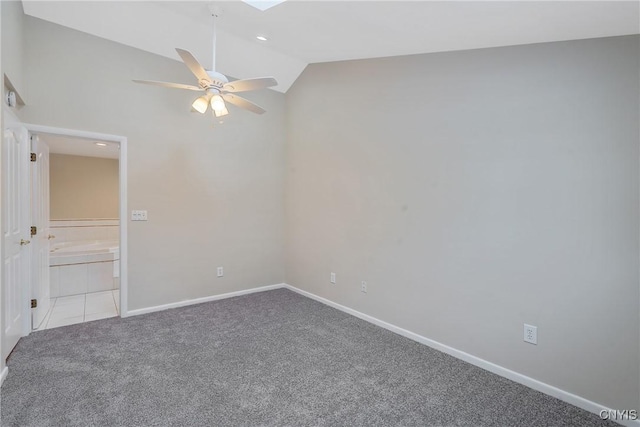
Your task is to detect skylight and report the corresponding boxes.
[241,0,287,12]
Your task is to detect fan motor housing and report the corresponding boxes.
[204,71,228,89]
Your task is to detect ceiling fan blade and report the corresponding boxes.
[222,77,277,93]
[133,79,202,91]
[222,94,266,115]
[175,48,211,84]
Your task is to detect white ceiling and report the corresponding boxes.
[22,1,640,93]
[39,134,120,160]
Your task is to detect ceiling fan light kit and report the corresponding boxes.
[211,95,225,111]
[133,8,277,122]
[192,95,210,114]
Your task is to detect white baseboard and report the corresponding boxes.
[282,284,639,427]
[0,366,8,387]
[120,281,636,426]
[125,283,286,317]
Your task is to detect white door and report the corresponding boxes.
[31,135,50,329]
[2,127,30,360]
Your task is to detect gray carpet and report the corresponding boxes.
[1,289,615,427]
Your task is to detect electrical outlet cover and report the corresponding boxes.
[524,324,537,345]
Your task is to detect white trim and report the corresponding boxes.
[50,219,119,227]
[282,284,640,427]
[118,135,128,317]
[21,124,129,321]
[126,284,286,317]
[92,280,638,425]
[2,105,20,126]
[0,366,7,387]
[22,124,125,145]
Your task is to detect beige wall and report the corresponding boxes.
[49,154,119,219]
[285,35,640,411]
[22,16,286,310]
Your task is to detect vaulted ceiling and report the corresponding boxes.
[22,1,640,93]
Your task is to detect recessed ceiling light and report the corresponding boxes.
[256,35,268,41]
[95,142,107,147]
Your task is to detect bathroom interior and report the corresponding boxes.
[37,134,120,329]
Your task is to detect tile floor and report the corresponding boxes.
[39,290,120,330]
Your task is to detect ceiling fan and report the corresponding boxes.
[133,7,277,119]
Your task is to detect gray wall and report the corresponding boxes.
[50,154,119,220]
[0,0,4,378]
[285,35,640,411]
[1,1,25,105]
[0,0,24,380]
[22,16,286,310]
[5,5,639,414]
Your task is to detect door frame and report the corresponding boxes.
[23,123,129,319]
[30,134,51,330]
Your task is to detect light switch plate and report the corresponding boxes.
[131,210,148,221]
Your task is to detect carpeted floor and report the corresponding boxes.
[1,288,615,426]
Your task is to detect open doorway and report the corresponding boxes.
[33,133,121,329]
[1,122,128,362]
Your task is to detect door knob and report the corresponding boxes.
[20,239,30,246]
[47,235,56,240]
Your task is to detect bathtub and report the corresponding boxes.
[50,239,120,297]
[51,239,119,258]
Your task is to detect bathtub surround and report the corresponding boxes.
[49,154,119,220]
[49,219,119,243]
[49,219,120,298]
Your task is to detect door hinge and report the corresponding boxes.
[31,299,37,308]
[30,226,37,236]
[30,152,36,162]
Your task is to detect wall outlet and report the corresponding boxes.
[131,210,148,221]
[217,267,224,278]
[330,272,336,284]
[361,281,367,293]
[524,324,537,345]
